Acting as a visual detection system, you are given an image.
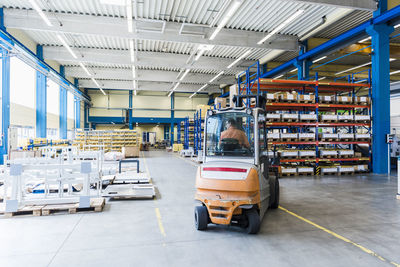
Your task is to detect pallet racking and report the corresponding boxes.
[238,63,372,176]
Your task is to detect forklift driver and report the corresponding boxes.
[220,118,250,148]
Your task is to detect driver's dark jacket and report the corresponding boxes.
[220,126,250,148]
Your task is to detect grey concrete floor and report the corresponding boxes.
[1,150,400,267]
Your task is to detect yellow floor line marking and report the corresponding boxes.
[279,206,400,267]
[141,151,166,238]
[155,207,166,237]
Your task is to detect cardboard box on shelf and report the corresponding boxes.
[122,146,140,158]
[214,97,227,108]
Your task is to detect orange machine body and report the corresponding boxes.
[195,162,261,225]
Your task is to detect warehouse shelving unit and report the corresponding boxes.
[237,64,372,175]
[183,117,194,150]
[194,110,204,155]
[74,129,139,152]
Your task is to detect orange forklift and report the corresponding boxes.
[194,95,279,234]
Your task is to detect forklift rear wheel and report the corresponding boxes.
[195,206,209,230]
[244,209,260,234]
[270,178,280,209]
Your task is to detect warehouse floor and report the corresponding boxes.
[1,151,400,267]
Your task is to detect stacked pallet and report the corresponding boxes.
[74,130,139,152]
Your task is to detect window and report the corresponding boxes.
[47,128,58,140]
[10,57,35,108]
[67,91,74,119]
[47,79,60,115]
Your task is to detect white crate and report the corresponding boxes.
[320,133,339,139]
[321,114,338,121]
[279,151,298,157]
[268,133,280,139]
[298,133,315,139]
[280,133,298,139]
[282,113,299,120]
[298,167,314,173]
[300,114,317,121]
[338,115,354,121]
[321,167,338,173]
[281,167,297,174]
[354,115,370,121]
[320,150,337,156]
[338,150,354,156]
[338,133,354,139]
[266,113,281,119]
[355,133,370,139]
[299,150,316,157]
[338,166,355,172]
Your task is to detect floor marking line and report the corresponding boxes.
[279,206,400,267]
[141,151,167,238]
[155,207,166,237]
[173,154,199,167]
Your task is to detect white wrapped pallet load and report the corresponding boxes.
[267,133,280,140]
[266,113,281,120]
[299,150,316,157]
[354,115,370,122]
[300,114,317,121]
[320,150,337,157]
[338,133,354,140]
[321,166,338,173]
[338,115,354,121]
[338,150,354,157]
[297,167,314,173]
[282,113,299,120]
[280,133,298,140]
[355,133,370,140]
[281,167,297,174]
[338,166,355,173]
[279,151,298,158]
[319,95,335,103]
[266,93,276,101]
[298,133,315,140]
[321,114,338,121]
[320,133,339,140]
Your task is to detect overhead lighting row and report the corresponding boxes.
[209,0,242,41]
[91,78,106,95]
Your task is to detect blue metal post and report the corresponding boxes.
[0,8,5,31]
[0,48,10,164]
[59,66,67,138]
[129,90,133,130]
[295,43,311,80]
[366,22,393,174]
[35,45,47,138]
[74,78,80,129]
[170,92,174,146]
[84,88,89,129]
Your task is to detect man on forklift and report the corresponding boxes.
[220,119,250,149]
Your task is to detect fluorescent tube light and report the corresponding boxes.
[273,74,283,79]
[318,77,326,81]
[28,0,53,27]
[91,78,100,87]
[358,36,371,43]
[79,62,91,76]
[100,0,126,5]
[227,50,252,69]
[313,56,327,63]
[131,66,136,79]
[179,69,190,81]
[209,71,224,83]
[289,68,297,73]
[172,82,180,91]
[390,70,400,75]
[129,39,135,62]
[395,23,400,29]
[189,93,196,98]
[209,0,242,40]
[168,91,173,97]
[100,88,106,95]
[258,9,304,45]
[335,62,371,75]
[194,50,205,61]
[197,84,208,92]
[57,34,77,59]
[126,0,133,33]
[133,79,136,89]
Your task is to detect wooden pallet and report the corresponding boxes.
[337,120,353,123]
[320,119,338,123]
[297,172,314,176]
[282,118,298,122]
[338,138,354,142]
[298,156,316,159]
[4,205,45,218]
[297,100,316,104]
[320,154,337,158]
[298,138,315,142]
[42,198,105,216]
[300,119,317,122]
[281,173,297,177]
[267,118,281,122]
[320,138,339,142]
[338,172,355,175]
[336,100,353,104]
[321,172,338,176]
[355,138,370,142]
[280,155,298,159]
[281,138,298,142]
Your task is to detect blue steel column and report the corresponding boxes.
[0,48,10,164]
[295,42,311,80]
[74,78,80,129]
[35,45,47,138]
[129,90,133,130]
[170,92,174,145]
[367,22,393,174]
[84,88,89,129]
[59,65,67,138]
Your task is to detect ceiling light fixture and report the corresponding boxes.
[56,34,78,59]
[28,0,53,27]
[126,0,133,33]
[289,68,297,73]
[189,93,196,98]
[209,71,224,83]
[209,0,242,40]
[313,56,327,63]
[179,69,190,81]
[79,62,91,76]
[335,62,371,75]
[131,66,136,79]
[194,50,205,61]
[318,77,326,81]
[129,39,135,62]
[194,44,215,61]
[358,36,371,43]
[227,50,252,69]
[257,9,305,45]
[273,74,283,79]
[395,23,400,29]
[390,70,400,75]
[91,78,106,95]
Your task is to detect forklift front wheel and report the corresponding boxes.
[195,205,209,230]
